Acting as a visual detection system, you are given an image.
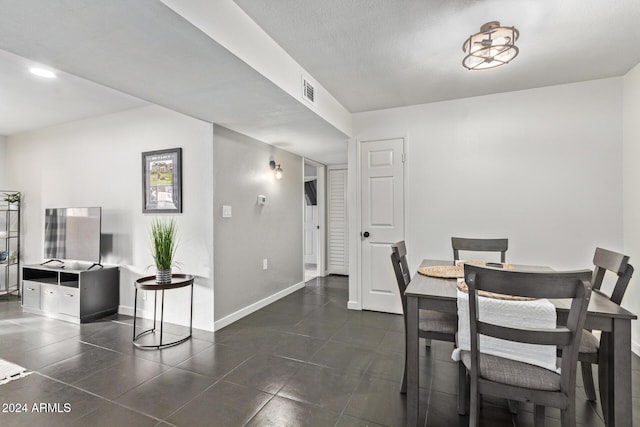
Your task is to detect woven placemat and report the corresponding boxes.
[417,261,513,279]
[456,280,536,301]
[418,265,464,278]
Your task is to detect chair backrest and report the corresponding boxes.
[592,247,634,305]
[391,241,410,315]
[464,264,592,392]
[452,237,508,263]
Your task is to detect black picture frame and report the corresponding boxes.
[142,148,182,213]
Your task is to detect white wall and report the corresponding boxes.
[0,135,7,189]
[350,78,624,308]
[213,125,304,328]
[623,62,640,354]
[7,105,215,330]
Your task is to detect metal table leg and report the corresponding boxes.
[133,280,194,350]
[133,288,138,340]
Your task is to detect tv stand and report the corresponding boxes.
[22,264,119,324]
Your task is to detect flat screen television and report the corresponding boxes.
[44,207,102,263]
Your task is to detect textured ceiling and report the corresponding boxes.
[0,0,349,164]
[2,0,639,165]
[234,0,640,112]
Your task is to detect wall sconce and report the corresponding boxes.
[269,160,284,180]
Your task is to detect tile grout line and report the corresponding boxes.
[162,350,260,423]
[333,346,389,427]
[34,371,171,425]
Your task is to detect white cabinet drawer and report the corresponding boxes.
[41,284,59,313]
[58,287,80,317]
[22,280,41,309]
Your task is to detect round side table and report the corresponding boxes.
[133,273,194,350]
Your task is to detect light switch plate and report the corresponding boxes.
[222,205,232,218]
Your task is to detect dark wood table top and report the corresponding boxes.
[135,273,194,291]
[406,259,636,320]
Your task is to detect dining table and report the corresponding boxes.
[405,259,637,427]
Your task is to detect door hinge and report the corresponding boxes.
[402,153,405,163]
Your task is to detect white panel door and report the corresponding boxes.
[304,204,318,264]
[361,138,404,313]
[327,168,348,274]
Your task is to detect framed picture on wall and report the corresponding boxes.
[142,148,182,213]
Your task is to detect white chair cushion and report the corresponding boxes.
[579,329,600,354]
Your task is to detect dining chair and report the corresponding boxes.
[452,237,508,263]
[459,264,592,427]
[579,247,634,406]
[390,241,457,394]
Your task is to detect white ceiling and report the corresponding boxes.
[0,49,147,136]
[0,0,349,164]
[235,0,640,112]
[1,1,639,164]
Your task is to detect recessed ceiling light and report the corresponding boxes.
[29,67,57,79]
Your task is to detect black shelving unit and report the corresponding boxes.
[0,191,20,299]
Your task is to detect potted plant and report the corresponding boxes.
[150,217,178,284]
[2,192,20,209]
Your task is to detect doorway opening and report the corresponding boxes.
[303,160,326,282]
[304,163,319,281]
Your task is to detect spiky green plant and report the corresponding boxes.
[150,218,178,271]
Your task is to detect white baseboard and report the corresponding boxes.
[632,340,640,357]
[118,305,215,332]
[347,300,361,310]
[213,281,305,331]
[118,305,155,321]
[119,281,305,332]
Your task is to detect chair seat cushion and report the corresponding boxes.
[461,351,560,391]
[419,309,457,334]
[579,330,600,354]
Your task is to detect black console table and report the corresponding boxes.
[133,273,194,350]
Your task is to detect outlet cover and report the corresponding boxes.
[222,205,232,218]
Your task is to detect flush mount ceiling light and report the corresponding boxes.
[29,67,57,79]
[269,160,283,180]
[462,21,519,70]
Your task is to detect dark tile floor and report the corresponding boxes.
[0,275,637,426]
